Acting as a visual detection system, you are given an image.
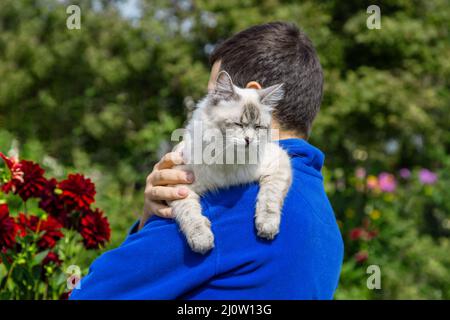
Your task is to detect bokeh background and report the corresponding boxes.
[0,0,449,299]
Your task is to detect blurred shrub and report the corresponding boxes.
[325,164,450,299]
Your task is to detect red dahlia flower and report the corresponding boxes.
[0,153,48,201]
[39,178,71,227]
[60,291,72,300]
[58,174,96,211]
[0,203,18,249]
[42,251,62,266]
[16,214,64,250]
[79,208,111,249]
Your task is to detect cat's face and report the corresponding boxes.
[203,71,284,149]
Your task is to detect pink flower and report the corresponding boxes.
[349,227,378,241]
[399,168,411,179]
[418,169,437,185]
[0,153,48,201]
[355,167,366,179]
[378,172,396,193]
[355,251,369,264]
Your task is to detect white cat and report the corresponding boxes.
[170,71,292,254]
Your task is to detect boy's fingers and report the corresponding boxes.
[154,152,184,170]
[151,169,194,186]
[156,207,174,219]
[144,199,163,215]
[147,201,174,218]
[145,186,189,201]
[140,201,173,230]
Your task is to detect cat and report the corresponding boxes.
[170,70,292,254]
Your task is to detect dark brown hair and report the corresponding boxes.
[210,22,323,137]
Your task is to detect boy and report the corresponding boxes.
[70,22,343,300]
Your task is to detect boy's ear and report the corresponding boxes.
[214,70,235,99]
[258,83,284,106]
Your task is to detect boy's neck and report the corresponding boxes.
[278,131,304,140]
[271,120,305,140]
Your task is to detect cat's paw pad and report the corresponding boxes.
[186,220,215,254]
[255,215,280,240]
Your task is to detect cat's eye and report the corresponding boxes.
[234,122,244,128]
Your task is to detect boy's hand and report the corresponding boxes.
[139,152,194,230]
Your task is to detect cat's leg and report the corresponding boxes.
[171,190,214,254]
[255,146,292,240]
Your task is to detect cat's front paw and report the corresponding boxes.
[255,214,280,240]
[188,230,214,254]
[186,218,215,254]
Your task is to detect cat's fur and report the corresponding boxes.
[170,71,292,254]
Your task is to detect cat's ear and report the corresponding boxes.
[258,83,284,106]
[213,71,236,100]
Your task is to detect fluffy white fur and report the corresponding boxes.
[170,71,292,254]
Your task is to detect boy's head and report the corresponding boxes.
[208,22,323,138]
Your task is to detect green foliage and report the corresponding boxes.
[0,229,82,300]
[0,0,449,299]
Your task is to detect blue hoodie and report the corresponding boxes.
[70,139,344,300]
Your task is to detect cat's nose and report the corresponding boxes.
[245,137,250,146]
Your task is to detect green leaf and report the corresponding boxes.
[33,250,50,265]
[0,252,11,269]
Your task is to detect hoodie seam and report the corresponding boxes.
[294,188,334,226]
[203,199,220,276]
